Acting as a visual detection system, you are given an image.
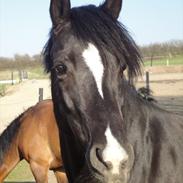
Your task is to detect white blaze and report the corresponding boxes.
[82,43,104,98]
[103,126,128,174]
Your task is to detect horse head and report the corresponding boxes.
[44,0,141,182]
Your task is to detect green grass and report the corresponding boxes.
[0,71,19,81]
[27,67,48,79]
[144,55,183,66]
[4,160,34,182]
[0,84,6,96]
[0,66,48,81]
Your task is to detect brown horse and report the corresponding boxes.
[0,99,67,183]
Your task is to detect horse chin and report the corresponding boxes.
[90,173,130,183]
[74,165,131,183]
[103,172,130,183]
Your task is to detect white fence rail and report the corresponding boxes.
[0,80,18,84]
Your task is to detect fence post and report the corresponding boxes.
[24,71,28,79]
[19,70,22,83]
[11,71,14,85]
[39,88,43,102]
[146,71,150,95]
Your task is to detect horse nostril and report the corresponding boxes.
[96,148,113,170]
[120,159,128,169]
[105,161,113,170]
[96,148,103,163]
[90,145,116,174]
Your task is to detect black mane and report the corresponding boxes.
[44,5,142,81]
[0,113,23,164]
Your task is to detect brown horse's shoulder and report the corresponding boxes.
[35,99,53,111]
[18,100,60,161]
[19,99,56,134]
[31,99,54,119]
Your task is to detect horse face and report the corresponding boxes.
[46,0,135,182]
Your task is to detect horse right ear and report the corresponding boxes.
[50,0,71,26]
[101,0,123,19]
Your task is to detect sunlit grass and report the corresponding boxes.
[144,55,183,66]
[0,84,7,96]
[27,67,48,79]
[0,66,48,81]
[4,160,34,182]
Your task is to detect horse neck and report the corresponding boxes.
[119,78,149,130]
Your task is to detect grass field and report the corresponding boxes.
[27,67,49,79]
[0,66,48,81]
[4,160,34,182]
[0,83,22,97]
[0,84,7,96]
[144,55,183,66]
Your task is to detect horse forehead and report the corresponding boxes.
[82,43,104,98]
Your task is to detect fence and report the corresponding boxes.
[0,70,28,85]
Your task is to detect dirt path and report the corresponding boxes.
[0,79,51,132]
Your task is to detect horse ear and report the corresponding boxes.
[101,0,122,19]
[50,0,71,26]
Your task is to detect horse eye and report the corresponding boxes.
[55,64,67,75]
[121,64,127,71]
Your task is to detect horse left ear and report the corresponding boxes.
[101,0,123,19]
[50,0,71,26]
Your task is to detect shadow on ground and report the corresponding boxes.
[155,96,183,116]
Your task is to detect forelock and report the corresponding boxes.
[70,5,142,81]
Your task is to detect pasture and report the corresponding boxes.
[144,54,183,66]
[0,66,47,81]
[0,84,6,96]
[4,161,57,183]
[0,65,183,182]
[4,160,34,182]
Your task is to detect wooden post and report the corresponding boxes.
[39,88,43,102]
[25,71,28,79]
[19,70,22,83]
[150,57,153,67]
[146,71,150,95]
[11,71,14,85]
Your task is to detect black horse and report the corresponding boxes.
[44,0,183,182]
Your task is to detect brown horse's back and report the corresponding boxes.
[18,99,63,170]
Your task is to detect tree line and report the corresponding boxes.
[0,40,183,71]
[140,40,183,60]
[0,54,43,71]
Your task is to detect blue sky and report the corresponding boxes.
[0,0,183,57]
